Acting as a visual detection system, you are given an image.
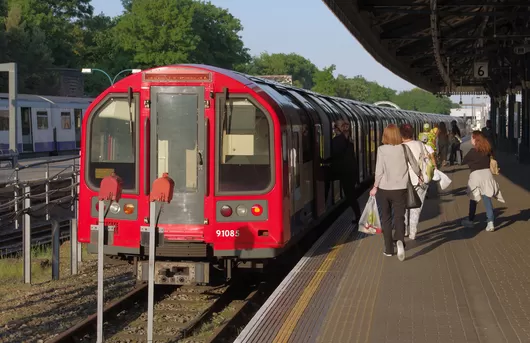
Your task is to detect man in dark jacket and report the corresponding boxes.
[331,120,361,225]
[482,120,496,150]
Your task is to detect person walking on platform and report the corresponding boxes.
[437,122,450,167]
[449,120,462,165]
[481,120,496,151]
[419,123,437,154]
[461,131,504,231]
[370,124,421,261]
[331,119,361,225]
[400,124,433,240]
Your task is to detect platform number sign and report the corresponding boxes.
[474,62,489,78]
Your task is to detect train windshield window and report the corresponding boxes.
[217,98,272,193]
[87,97,137,191]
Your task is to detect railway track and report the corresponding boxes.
[46,184,370,343]
[47,278,261,343]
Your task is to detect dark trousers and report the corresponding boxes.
[438,143,449,164]
[377,189,407,254]
[341,178,361,221]
[449,143,462,165]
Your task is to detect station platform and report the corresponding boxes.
[235,144,530,343]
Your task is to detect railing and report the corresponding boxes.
[0,155,81,283]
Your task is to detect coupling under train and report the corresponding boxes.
[77,64,465,285]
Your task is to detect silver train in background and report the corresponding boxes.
[0,93,94,157]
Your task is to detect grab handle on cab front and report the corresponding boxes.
[198,150,203,167]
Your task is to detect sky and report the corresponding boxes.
[90,0,492,106]
[90,0,418,91]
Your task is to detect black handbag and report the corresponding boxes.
[402,145,422,209]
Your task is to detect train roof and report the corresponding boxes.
[0,93,94,105]
[171,64,457,119]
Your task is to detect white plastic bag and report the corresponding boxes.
[433,169,452,190]
[358,196,382,234]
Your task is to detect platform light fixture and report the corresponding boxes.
[81,68,142,85]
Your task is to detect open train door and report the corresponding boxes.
[149,86,207,239]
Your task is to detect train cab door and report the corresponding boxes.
[149,86,206,233]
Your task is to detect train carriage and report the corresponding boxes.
[0,93,93,155]
[78,64,465,285]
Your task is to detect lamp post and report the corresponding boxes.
[81,68,142,85]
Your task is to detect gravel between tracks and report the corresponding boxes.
[0,243,137,343]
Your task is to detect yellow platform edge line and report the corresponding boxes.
[272,224,353,343]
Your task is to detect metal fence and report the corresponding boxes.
[1,156,80,283]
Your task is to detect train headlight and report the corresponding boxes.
[123,203,135,215]
[109,201,121,214]
[236,205,248,216]
[220,205,233,217]
[251,204,263,216]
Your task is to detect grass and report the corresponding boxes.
[0,242,92,284]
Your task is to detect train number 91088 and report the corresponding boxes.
[216,230,240,237]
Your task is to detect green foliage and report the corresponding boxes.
[0,0,458,113]
[114,0,249,69]
[1,0,249,95]
[239,51,456,113]
[238,52,318,89]
[0,2,56,93]
[312,65,337,96]
[7,0,93,67]
[391,88,454,114]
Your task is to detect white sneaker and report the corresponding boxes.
[409,233,416,240]
[486,221,495,232]
[461,219,474,228]
[396,240,405,261]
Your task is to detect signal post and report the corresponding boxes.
[96,173,123,343]
[147,173,175,342]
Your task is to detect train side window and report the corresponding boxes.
[298,113,313,163]
[36,111,49,130]
[0,110,8,131]
[61,112,72,129]
[217,97,272,193]
[292,132,301,188]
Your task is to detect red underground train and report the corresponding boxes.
[78,64,464,285]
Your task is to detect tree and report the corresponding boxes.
[239,52,318,89]
[0,3,56,93]
[114,0,250,69]
[7,0,93,68]
[335,75,370,101]
[391,88,453,114]
[121,0,132,12]
[312,65,337,96]
[77,14,135,95]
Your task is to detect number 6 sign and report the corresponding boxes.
[474,62,489,78]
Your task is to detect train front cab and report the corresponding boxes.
[79,65,287,285]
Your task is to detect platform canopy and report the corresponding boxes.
[323,0,530,95]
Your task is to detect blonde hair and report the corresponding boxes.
[382,124,402,145]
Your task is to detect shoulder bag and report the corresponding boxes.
[402,144,422,209]
[490,156,500,175]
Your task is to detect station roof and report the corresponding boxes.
[323,0,530,95]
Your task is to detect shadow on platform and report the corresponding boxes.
[496,150,530,193]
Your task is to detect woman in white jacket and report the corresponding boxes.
[400,124,436,240]
[461,131,504,231]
